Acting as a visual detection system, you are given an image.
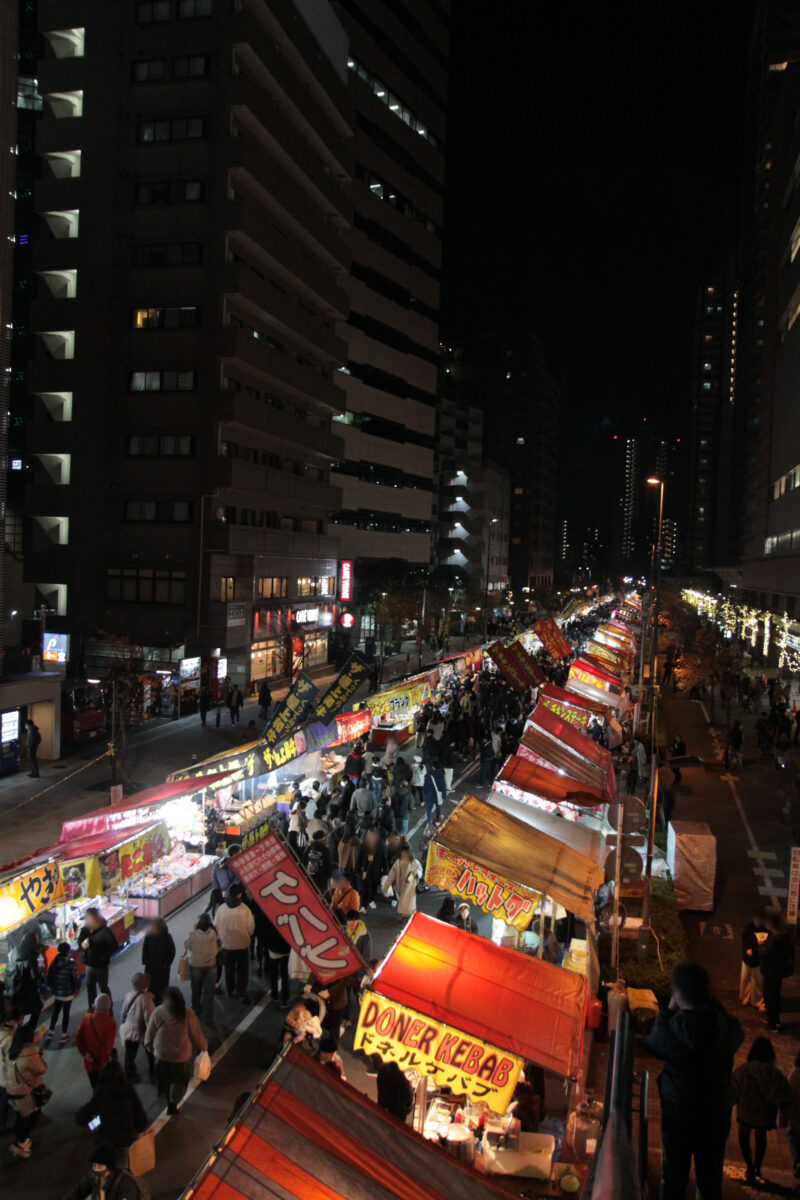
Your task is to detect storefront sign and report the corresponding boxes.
[42,632,69,664]
[539,696,590,731]
[487,641,529,693]
[366,677,432,718]
[1,710,19,743]
[425,842,538,930]
[570,664,614,694]
[340,612,355,628]
[262,672,319,748]
[340,559,353,602]
[334,709,371,745]
[227,604,246,628]
[61,823,171,899]
[533,618,572,661]
[179,656,201,692]
[0,860,63,931]
[507,640,546,687]
[309,652,370,723]
[295,608,319,624]
[169,741,263,786]
[788,847,800,924]
[355,991,522,1113]
[232,834,365,983]
[239,808,275,851]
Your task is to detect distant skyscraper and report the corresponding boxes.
[687,262,738,572]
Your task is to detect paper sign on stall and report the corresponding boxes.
[425,842,539,930]
[533,618,572,661]
[232,834,366,983]
[355,991,522,1113]
[0,860,63,931]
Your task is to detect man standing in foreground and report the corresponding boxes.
[647,962,743,1200]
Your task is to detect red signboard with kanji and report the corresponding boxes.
[506,640,546,687]
[231,834,366,983]
[533,618,572,661]
[487,641,529,693]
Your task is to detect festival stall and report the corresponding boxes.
[426,793,605,993]
[537,683,613,731]
[365,672,437,746]
[495,755,608,822]
[56,820,172,926]
[585,640,633,674]
[566,664,627,717]
[356,913,587,1184]
[0,853,65,969]
[519,706,617,801]
[58,774,233,846]
[180,1045,513,1200]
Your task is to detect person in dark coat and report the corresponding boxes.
[355,829,385,909]
[25,719,41,777]
[436,896,457,923]
[141,918,175,1005]
[305,830,331,893]
[376,1061,414,1122]
[61,1143,144,1200]
[646,962,743,1200]
[262,915,290,1010]
[211,846,241,898]
[46,941,81,1042]
[740,910,767,1008]
[74,1060,147,1152]
[761,913,795,1032]
[77,908,118,1006]
[5,931,43,1027]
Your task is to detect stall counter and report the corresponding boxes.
[127,852,219,919]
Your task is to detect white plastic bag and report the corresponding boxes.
[194,1050,212,1081]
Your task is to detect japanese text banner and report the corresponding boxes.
[507,640,546,687]
[533,618,572,661]
[487,641,528,693]
[366,678,432,718]
[232,833,365,983]
[262,672,319,748]
[539,695,590,731]
[425,842,539,931]
[355,990,522,1113]
[308,652,370,724]
[0,860,63,932]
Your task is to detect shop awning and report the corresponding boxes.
[525,705,617,798]
[586,640,633,670]
[497,754,608,808]
[566,671,628,716]
[485,789,608,873]
[538,682,613,724]
[183,1045,510,1200]
[576,653,625,686]
[59,773,234,841]
[371,913,587,1079]
[432,794,606,920]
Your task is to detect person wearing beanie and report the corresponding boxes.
[119,973,155,1082]
[75,994,117,1088]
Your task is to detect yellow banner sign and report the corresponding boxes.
[355,990,522,1113]
[0,860,64,932]
[425,842,539,931]
[366,679,431,719]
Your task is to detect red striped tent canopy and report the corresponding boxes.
[59,773,233,842]
[183,1046,510,1200]
[372,913,587,1079]
[539,682,613,723]
[498,753,608,808]
[526,705,617,798]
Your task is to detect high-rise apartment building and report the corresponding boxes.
[0,0,16,668]
[25,0,355,689]
[611,434,640,571]
[687,263,738,573]
[329,0,448,568]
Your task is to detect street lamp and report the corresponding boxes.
[483,518,499,643]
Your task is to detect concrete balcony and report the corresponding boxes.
[221,263,347,364]
[218,392,343,460]
[226,199,348,317]
[227,137,349,273]
[214,458,342,509]
[206,522,339,560]
[219,327,345,413]
[36,115,85,156]
[37,55,85,94]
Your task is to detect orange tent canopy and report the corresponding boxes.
[497,753,608,807]
[539,682,613,723]
[525,705,617,798]
[372,913,587,1079]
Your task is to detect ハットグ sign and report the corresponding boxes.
[366,678,432,718]
[0,860,63,932]
[425,842,539,930]
[355,991,522,1113]
[533,618,572,661]
[232,834,365,983]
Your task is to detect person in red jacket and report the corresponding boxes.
[75,995,117,1088]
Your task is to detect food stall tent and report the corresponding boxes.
[58,772,234,843]
[566,668,628,717]
[180,1046,511,1200]
[368,912,587,1081]
[537,683,613,729]
[496,754,609,821]
[525,705,618,799]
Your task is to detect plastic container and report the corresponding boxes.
[586,996,603,1030]
[481,1131,555,1179]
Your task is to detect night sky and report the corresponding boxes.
[443,0,755,529]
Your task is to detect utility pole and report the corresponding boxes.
[483,517,498,642]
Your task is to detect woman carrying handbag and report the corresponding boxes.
[0,1017,49,1158]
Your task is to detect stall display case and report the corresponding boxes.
[127,851,219,918]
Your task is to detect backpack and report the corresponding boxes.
[0,1033,16,1090]
[110,1168,150,1200]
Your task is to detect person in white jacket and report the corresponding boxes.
[214,885,255,1001]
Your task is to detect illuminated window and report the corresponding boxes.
[219,576,235,602]
[138,117,205,143]
[132,306,200,329]
[129,369,197,392]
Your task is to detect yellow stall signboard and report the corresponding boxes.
[0,860,63,932]
[425,842,539,931]
[354,990,522,1113]
[366,679,431,720]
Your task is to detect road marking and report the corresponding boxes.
[699,705,787,908]
[753,867,785,877]
[748,849,777,861]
